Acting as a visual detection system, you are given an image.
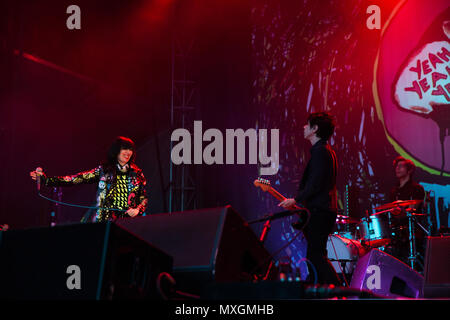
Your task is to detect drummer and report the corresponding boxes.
[389,156,425,207]
[387,156,426,270]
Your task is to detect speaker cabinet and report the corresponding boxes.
[0,222,173,299]
[116,206,275,294]
[350,249,424,298]
[424,236,450,298]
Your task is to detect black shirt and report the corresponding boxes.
[295,139,337,211]
[389,179,425,202]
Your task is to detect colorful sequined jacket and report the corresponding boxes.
[43,163,148,222]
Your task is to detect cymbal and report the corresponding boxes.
[374,200,422,211]
[404,208,428,216]
[371,207,428,217]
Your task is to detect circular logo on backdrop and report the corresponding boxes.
[374,0,450,176]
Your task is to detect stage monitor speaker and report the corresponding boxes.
[116,206,275,294]
[423,236,450,298]
[0,222,173,299]
[350,249,424,298]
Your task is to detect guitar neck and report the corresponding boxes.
[268,187,286,202]
[268,186,301,210]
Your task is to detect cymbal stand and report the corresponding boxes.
[363,209,371,248]
[425,190,434,236]
[406,211,424,271]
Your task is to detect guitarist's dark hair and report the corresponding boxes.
[307,112,336,140]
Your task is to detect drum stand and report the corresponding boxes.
[339,261,350,275]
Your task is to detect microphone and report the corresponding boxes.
[36,167,43,192]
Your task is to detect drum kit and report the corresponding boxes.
[328,199,429,278]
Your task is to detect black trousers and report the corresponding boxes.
[303,208,340,285]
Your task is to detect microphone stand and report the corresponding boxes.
[248,209,305,244]
[247,209,307,281]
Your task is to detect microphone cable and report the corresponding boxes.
[37,191,128,213]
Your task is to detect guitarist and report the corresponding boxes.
[279,112,339,285]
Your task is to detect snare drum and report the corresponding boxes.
[327,235,366,274]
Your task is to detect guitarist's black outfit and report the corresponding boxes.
[295,139,340,285]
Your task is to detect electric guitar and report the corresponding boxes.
[253,178,309,230]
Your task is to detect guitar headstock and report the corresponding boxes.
[253,177,271,192]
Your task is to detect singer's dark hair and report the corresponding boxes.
[307,112,336,140]
[103,136,136,174]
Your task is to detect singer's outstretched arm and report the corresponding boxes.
[43,167,101,187]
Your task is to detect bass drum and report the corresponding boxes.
[327,235,366,274]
